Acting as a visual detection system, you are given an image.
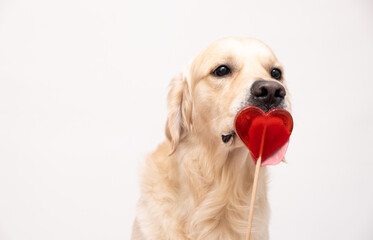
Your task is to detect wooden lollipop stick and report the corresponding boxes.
[245,156,262,240]
[246,125,266,240]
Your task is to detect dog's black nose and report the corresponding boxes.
[250,80,286,110]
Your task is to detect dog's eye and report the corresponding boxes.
[213,65,231,77]
[271,68,282,80]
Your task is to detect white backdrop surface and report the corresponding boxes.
[0,0,372,239]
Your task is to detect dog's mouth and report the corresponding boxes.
[222,131,236,143]
[221,105,287,144]
[253,104,284,113]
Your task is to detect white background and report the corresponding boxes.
[0,0,372,239]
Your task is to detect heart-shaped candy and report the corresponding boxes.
[234,106,293,166]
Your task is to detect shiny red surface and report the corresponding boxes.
[234,106,293,164]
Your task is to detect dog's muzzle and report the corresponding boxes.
[221,80,286,144]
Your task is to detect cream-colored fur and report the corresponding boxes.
[132,37,290,240]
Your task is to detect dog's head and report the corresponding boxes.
[165,37,290,153]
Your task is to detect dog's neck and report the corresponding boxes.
[175,135,255,199]
[171,134,265,238]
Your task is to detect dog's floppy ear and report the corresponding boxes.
[165,71,192,154]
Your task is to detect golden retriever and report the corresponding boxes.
[132,37,290,240]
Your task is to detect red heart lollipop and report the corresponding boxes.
[234,106,293,166]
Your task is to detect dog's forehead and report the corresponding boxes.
[190,38,279,79]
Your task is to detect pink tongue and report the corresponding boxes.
[260,141,289,166]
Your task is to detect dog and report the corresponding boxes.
[132,37,290,240]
